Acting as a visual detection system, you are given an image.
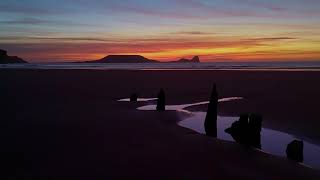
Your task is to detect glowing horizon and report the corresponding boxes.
[1,0,320,62]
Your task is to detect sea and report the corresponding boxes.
[1,61,320,71]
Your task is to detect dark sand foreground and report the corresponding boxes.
[1,69,320,179]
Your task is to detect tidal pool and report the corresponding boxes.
[118,98,157,102]
[178,112,320,169]
[119,97,320,169]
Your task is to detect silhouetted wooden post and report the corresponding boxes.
[225,114,249,144]
[225,114,262,148]
[248,114,262,149]
[156,89,166,111]
[204,84,218,137]
[286,140,304,162]
[130,93,138,102]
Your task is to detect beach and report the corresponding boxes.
[1,69,320,179]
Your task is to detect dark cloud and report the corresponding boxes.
[0,18,93,26]
[236,0,287,12]
[245,37,297,41]
[0,18,54,25]
[104,0,260,19]
[0,36,297,57]
[170,31,216,35]
[0,36,119,42]
[0,3,66,15]
[234,37,297,47]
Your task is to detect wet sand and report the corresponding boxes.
[1,69,320,179]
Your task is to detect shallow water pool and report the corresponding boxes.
[119,97,320,169]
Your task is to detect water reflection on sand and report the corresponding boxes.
[178,112,320,169]
[119,96,320,169]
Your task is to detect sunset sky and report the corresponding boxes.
[0,0,320,62]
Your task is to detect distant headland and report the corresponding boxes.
[172,56,200,63]
[0,49,200,64]
[0,49,27,64]
[83,55,200,63]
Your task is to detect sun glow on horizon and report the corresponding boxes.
[0,0,320,62]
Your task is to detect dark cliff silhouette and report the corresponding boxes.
[286,140,304,162]
[0,49,27,64]
[130,93,138,102]
[225,114,263,149]
[156,89,166,111]
[82,55,201,63]
[87,55,158,63]
[204,84,218,137]
[171,56,200,63]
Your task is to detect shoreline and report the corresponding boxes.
[3,62,320,72]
